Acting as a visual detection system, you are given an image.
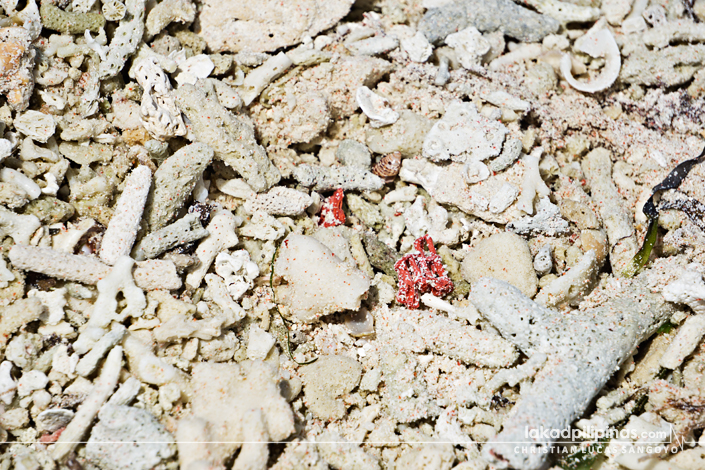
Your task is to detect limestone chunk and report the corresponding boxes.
[300,355,362,420]
[244,187,313,216]
[145,0,195,37]
[423,101,506,163]
[86,405,175,470]
[14,111,55,143]
[143,142,213,231]
[275,234,370,323]
[461,232,537,298]
[0,26,36,111]
[196,0,355,53]
[174,80,280,192]
[178,361,294,469]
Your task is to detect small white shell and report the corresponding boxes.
[463,159,490,184]
[560,28,620,93]
[356,86,399,128]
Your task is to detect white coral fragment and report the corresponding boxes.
[134,57,187,141]
[535,249,598,307]
[0,208,40,245]
[28,287,67,325]
[422,100,507,163]
[0,361,16,405]
[74,256,145,354]
[526,0,600,22]
[516,148,550,215]
[52,346,122,462]
[401,31,432,63]
[275,234,370,323]
[662,268,705,315]
[98,0,145,79]
[13,110,55,142]
[185,210,240,289]
[561,28,620,93]
[445,26,490,69]
[0,168,40,199]
[239,52,293,106]
[145,0,195,37]
[660,267,705,369]
[99,165,152,265]
[243,186,313,216]
[214,251,259,301]
[356,86,399,128]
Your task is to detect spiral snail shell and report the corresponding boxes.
[371,151,402,182]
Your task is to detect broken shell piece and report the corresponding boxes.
[401,31,433,63]
[134,57,187,141]
[561,28,620,93]
[533,245,552,276]
[173,54,215,87]
[356,86,399,128]
[462,159,490,184]
[489,183,519,214]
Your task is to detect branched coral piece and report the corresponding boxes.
[394,235,454,309]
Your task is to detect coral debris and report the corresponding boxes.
[318,188,345,227]
[394,235,454,309]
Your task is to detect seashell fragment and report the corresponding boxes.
[371,151,402,182]
[561,27,620,93]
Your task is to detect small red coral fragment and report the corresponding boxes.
[318,188,345,227]
[394,235,454,309]
[39,427,65,443]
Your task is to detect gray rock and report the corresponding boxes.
[419,0,559,44]
[86,405,175,470]
[336,140,372,169]
[293,164,384,192]
[36,409,74,433]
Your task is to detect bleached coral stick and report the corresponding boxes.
[99,165,152,265]
[470,275,673,470]
[9,245,181,290]
[52,346,122,462]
